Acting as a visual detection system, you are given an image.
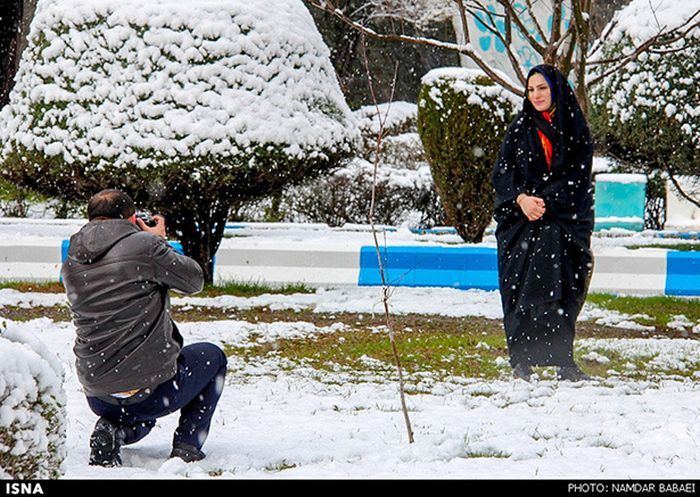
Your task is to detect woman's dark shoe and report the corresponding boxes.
[512,363,534,381]
[89,417,122,467]
[170,442,206,463]
[558,365,591,382]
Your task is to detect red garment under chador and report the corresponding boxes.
[537,110,554,170]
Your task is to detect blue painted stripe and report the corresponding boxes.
[666,251,700,296]
[409,227,496,236]
[409,227,458,235]
[61,239,70,264]
[61,239,186,264]
[358,246,498,290]
[657,232,700,240]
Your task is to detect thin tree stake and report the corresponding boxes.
[360,34,414,444]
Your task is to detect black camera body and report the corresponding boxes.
[135,211,157,227]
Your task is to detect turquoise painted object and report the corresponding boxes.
[594,174,647,232]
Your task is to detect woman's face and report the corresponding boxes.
[527,73,552,112]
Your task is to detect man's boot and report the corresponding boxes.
[89,417,122,467]
[170,442,206,463]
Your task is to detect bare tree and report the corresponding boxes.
[309,0,700,114]
[360,35,415,444]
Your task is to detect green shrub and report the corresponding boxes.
[417,68,518,242]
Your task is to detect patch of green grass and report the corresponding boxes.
[198,280,314,298]
[225,320,510,381]
[576,346,700,381]
[265,461,298,472]
[0,306,71,322]
[587,293,700,329]
[626,243,700,251]
[0,279,314,298]
[463,449,510,459]
[576,349,646,380]
[0,281,65,293]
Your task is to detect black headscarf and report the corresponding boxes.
[523,64,591,174]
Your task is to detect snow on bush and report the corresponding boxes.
[0,0,358,170]
[589,0,699,172]
[355,101,419,137]
[420,67,521,120]
[0,0,359,280]
[0,321,66,479]
[279,155,444,227]
[418,67,518,242]
[239,102,446,227]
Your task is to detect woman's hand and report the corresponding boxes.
[517,194,546,221]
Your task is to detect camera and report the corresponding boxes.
[135,211,157,227]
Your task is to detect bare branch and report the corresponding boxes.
[587,10,700,67]
[667,169,700,210]
[587,16,620,61]
[585,35,661,87]
[571,0,591,112]
[454,0,470,45]
[494,0,546,55]
[585,12,699,89]
[560,20,578,77]
[463,4,527,85]
[551,0,564,44]
[505,7,512,46]
[309,0,525,96]
[553,18,576,54]
[525,0,549,43]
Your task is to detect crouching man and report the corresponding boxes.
[61,189,227,466]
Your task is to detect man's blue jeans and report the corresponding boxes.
[87,343,227,450]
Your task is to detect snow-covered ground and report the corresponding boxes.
[3,283,700,479]
[0,219,699,478]
[1,285,695,332]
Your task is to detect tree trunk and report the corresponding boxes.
[168,200,230,285]
[0,0,37,108]
[644,170,667,231]
[0,0,23,107]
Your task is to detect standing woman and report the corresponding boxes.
[492,64,594,381]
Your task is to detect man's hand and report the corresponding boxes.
[517,194,546,221]
[135,214,167,238]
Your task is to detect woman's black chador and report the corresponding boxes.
[492,65,594,373]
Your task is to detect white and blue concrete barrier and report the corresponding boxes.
[0,239,697,297]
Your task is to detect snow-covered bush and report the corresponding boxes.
[589,0,699,190]
[0,321,66,479]
[241,101,445,227]
[278,155,443,227]
[355,101,426,169]
[0,0,359,281]
[418,68,518,242]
